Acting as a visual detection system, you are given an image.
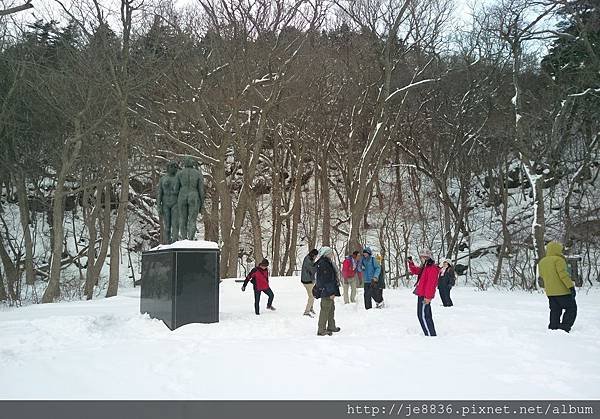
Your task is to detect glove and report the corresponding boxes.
[570,287,576,298]
[370,281,377,288]
[241,285,246,292]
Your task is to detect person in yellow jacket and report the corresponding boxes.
[538,241,577,332]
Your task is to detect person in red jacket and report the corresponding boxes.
[242,258,275,315]
[407,249,440,336]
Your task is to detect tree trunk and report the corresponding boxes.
[0,236,18,301]
[84,185,111,299]
[309,171,319,251]
[271,143,282,275]
[493,164,511,285]
[42,137,82,303]
[107,118,129,298]
[286,152,304,276]
[321,151,331,247]
[213,161,233,277]
[202,191,219,242]
[248,191,264,264]
[14,170,34,285]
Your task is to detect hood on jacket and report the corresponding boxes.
[545,241,564,257]
[318,246,333,258]
[362,247,372,256]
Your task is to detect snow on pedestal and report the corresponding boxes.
[149,239,219,251]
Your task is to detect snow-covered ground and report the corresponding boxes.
[1,279,599,400]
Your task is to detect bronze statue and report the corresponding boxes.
[177,156,205,240]
[157,161,180,243]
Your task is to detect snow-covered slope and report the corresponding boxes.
[1,278,599,399]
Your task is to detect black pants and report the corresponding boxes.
[372,287,383,304]
[254,288,274,314]
[364,284,373,309]
[438,284,453,306]
[363,284,383,309]
[548,295,577,332]
[417,296,436,336]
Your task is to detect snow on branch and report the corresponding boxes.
[385,78,439,103]
[569,88,600,98]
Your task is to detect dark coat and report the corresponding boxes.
[315,256,341,298]
[301,254,316,284]
[438,267,456,288]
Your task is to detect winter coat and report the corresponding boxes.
[301,254,316,284]
[408,259,439,299]
[341,256,358,281]
[243,266,270,291]
[538,242,574,296]
[438,267,456,288]
[315,256,341,298]
[361,255,381,285]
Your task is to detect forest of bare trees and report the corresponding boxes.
[0,0,598,304]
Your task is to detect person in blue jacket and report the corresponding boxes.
[361,247,382,310]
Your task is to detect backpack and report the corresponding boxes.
[372,257,385,289]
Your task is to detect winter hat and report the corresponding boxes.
[440,259,452,267]
[362,247,372,255]
[419,248,433,258]
[259,258,269,267]
[318,246,333,258]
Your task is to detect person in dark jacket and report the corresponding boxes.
[407,249,440,336]
[301,249,319,317]
[372,253,386,308]
[438,259,455,307]
[242,258,275,315]
[314,246,341,336]
[538,241,577,332]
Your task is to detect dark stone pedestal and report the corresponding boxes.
[140,246,220,329]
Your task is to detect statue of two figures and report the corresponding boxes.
[157,156,205,243]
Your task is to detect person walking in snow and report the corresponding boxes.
[372,253,386,308]
[341,251,360,304]
[301,248,319,317]
[314,246,341,336]
[407,249,440,336]
[538,241,577,332]
[438,259,455,307]
[242,258,275,315]
[360,247,382,309]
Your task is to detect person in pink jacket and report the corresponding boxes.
[407,249,440,336]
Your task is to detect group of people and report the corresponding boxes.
[240,240,578,336]
[242,245,457,337]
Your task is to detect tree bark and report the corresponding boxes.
[286,145,304,275]
[271,142,283,275]
[0,235,18,301]
[14,170,34,285]
[248,191,264,264]
[107,115,129,298]
[321,150,331,247]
